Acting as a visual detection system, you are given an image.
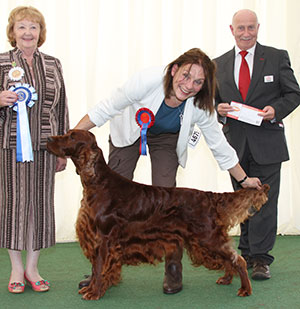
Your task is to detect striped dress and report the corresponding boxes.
[0,48,69,250]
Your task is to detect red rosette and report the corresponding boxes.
[135,108,155,128]
[135,108,155,155]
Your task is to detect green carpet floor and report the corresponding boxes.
[0,236,299,309]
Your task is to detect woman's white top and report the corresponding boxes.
[88,66,238,169]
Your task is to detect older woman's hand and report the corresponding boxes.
[56,157,67,172]
[0,90,18,107]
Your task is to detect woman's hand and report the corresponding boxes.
[228,164,262,190]
[0,91,18,107]
[241,177,262,190]
[56,157,67,172]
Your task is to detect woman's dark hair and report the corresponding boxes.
[163,48,216,114]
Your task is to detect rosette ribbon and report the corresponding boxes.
[135,108,155,155]
[9,83,37,162]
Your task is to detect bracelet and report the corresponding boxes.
[238,175,248,185]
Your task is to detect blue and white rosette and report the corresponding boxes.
[8,83,37,162]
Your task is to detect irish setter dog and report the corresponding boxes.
[47,129,269,300]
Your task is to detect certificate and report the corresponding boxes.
[227,101,263,126]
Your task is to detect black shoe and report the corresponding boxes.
[163,263,182,294]
[242,255,253,269]
[251,262,271,280]
[163,277,182,294]
[78,275,91,289]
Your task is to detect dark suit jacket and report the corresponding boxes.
[214,42,300,165]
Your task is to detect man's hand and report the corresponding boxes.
[258,106,275,121]
[217,102,234,117]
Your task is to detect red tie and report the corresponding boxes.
[239,51,250,101]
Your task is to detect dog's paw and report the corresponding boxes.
[78,287,88,295]
[237,287,252,297]
[82,292,102,300]
[79,286,106,300]
[216,275,233,285]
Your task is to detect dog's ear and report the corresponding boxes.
[91,141,98,149]
[78,149,98,178]
[263,184,270,194]
[251,187,268,210]
[69,131,77,141]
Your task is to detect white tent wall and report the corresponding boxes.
[1,0,299,241]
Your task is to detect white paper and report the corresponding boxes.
[188,129,201,148]
[227,101,263,126]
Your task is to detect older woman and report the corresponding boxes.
[0,6,69,293]
[74,48,262,294]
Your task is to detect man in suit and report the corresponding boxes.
[214,9,300,280]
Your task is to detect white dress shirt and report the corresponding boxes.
[234,44,256,88]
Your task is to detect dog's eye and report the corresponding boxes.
[70,132,76,140]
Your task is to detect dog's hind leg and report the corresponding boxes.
[233,254,252,297]
[216,249,252,296]
[216,261,234,285]
[215,247,239,285]
[193,241,252,297]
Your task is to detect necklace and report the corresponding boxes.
[177,101,186,125]
[163,98,185,125]
[178,106,183,125]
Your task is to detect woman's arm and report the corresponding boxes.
[228,163,262,189]
[73,114,96,130]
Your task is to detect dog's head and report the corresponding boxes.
[47,129,103,178]
[47,129,98,158]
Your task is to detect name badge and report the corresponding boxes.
[188,129,201,148]
[264,75,274,83]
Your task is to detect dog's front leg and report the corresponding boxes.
[79,241,109,300]
[163,244,183,294]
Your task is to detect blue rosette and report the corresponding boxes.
[8,83,38,162]
[135,108,155,155]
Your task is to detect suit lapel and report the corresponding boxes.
[226,49,238,90]
[247,43,265,102]
[224,48,243,99]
